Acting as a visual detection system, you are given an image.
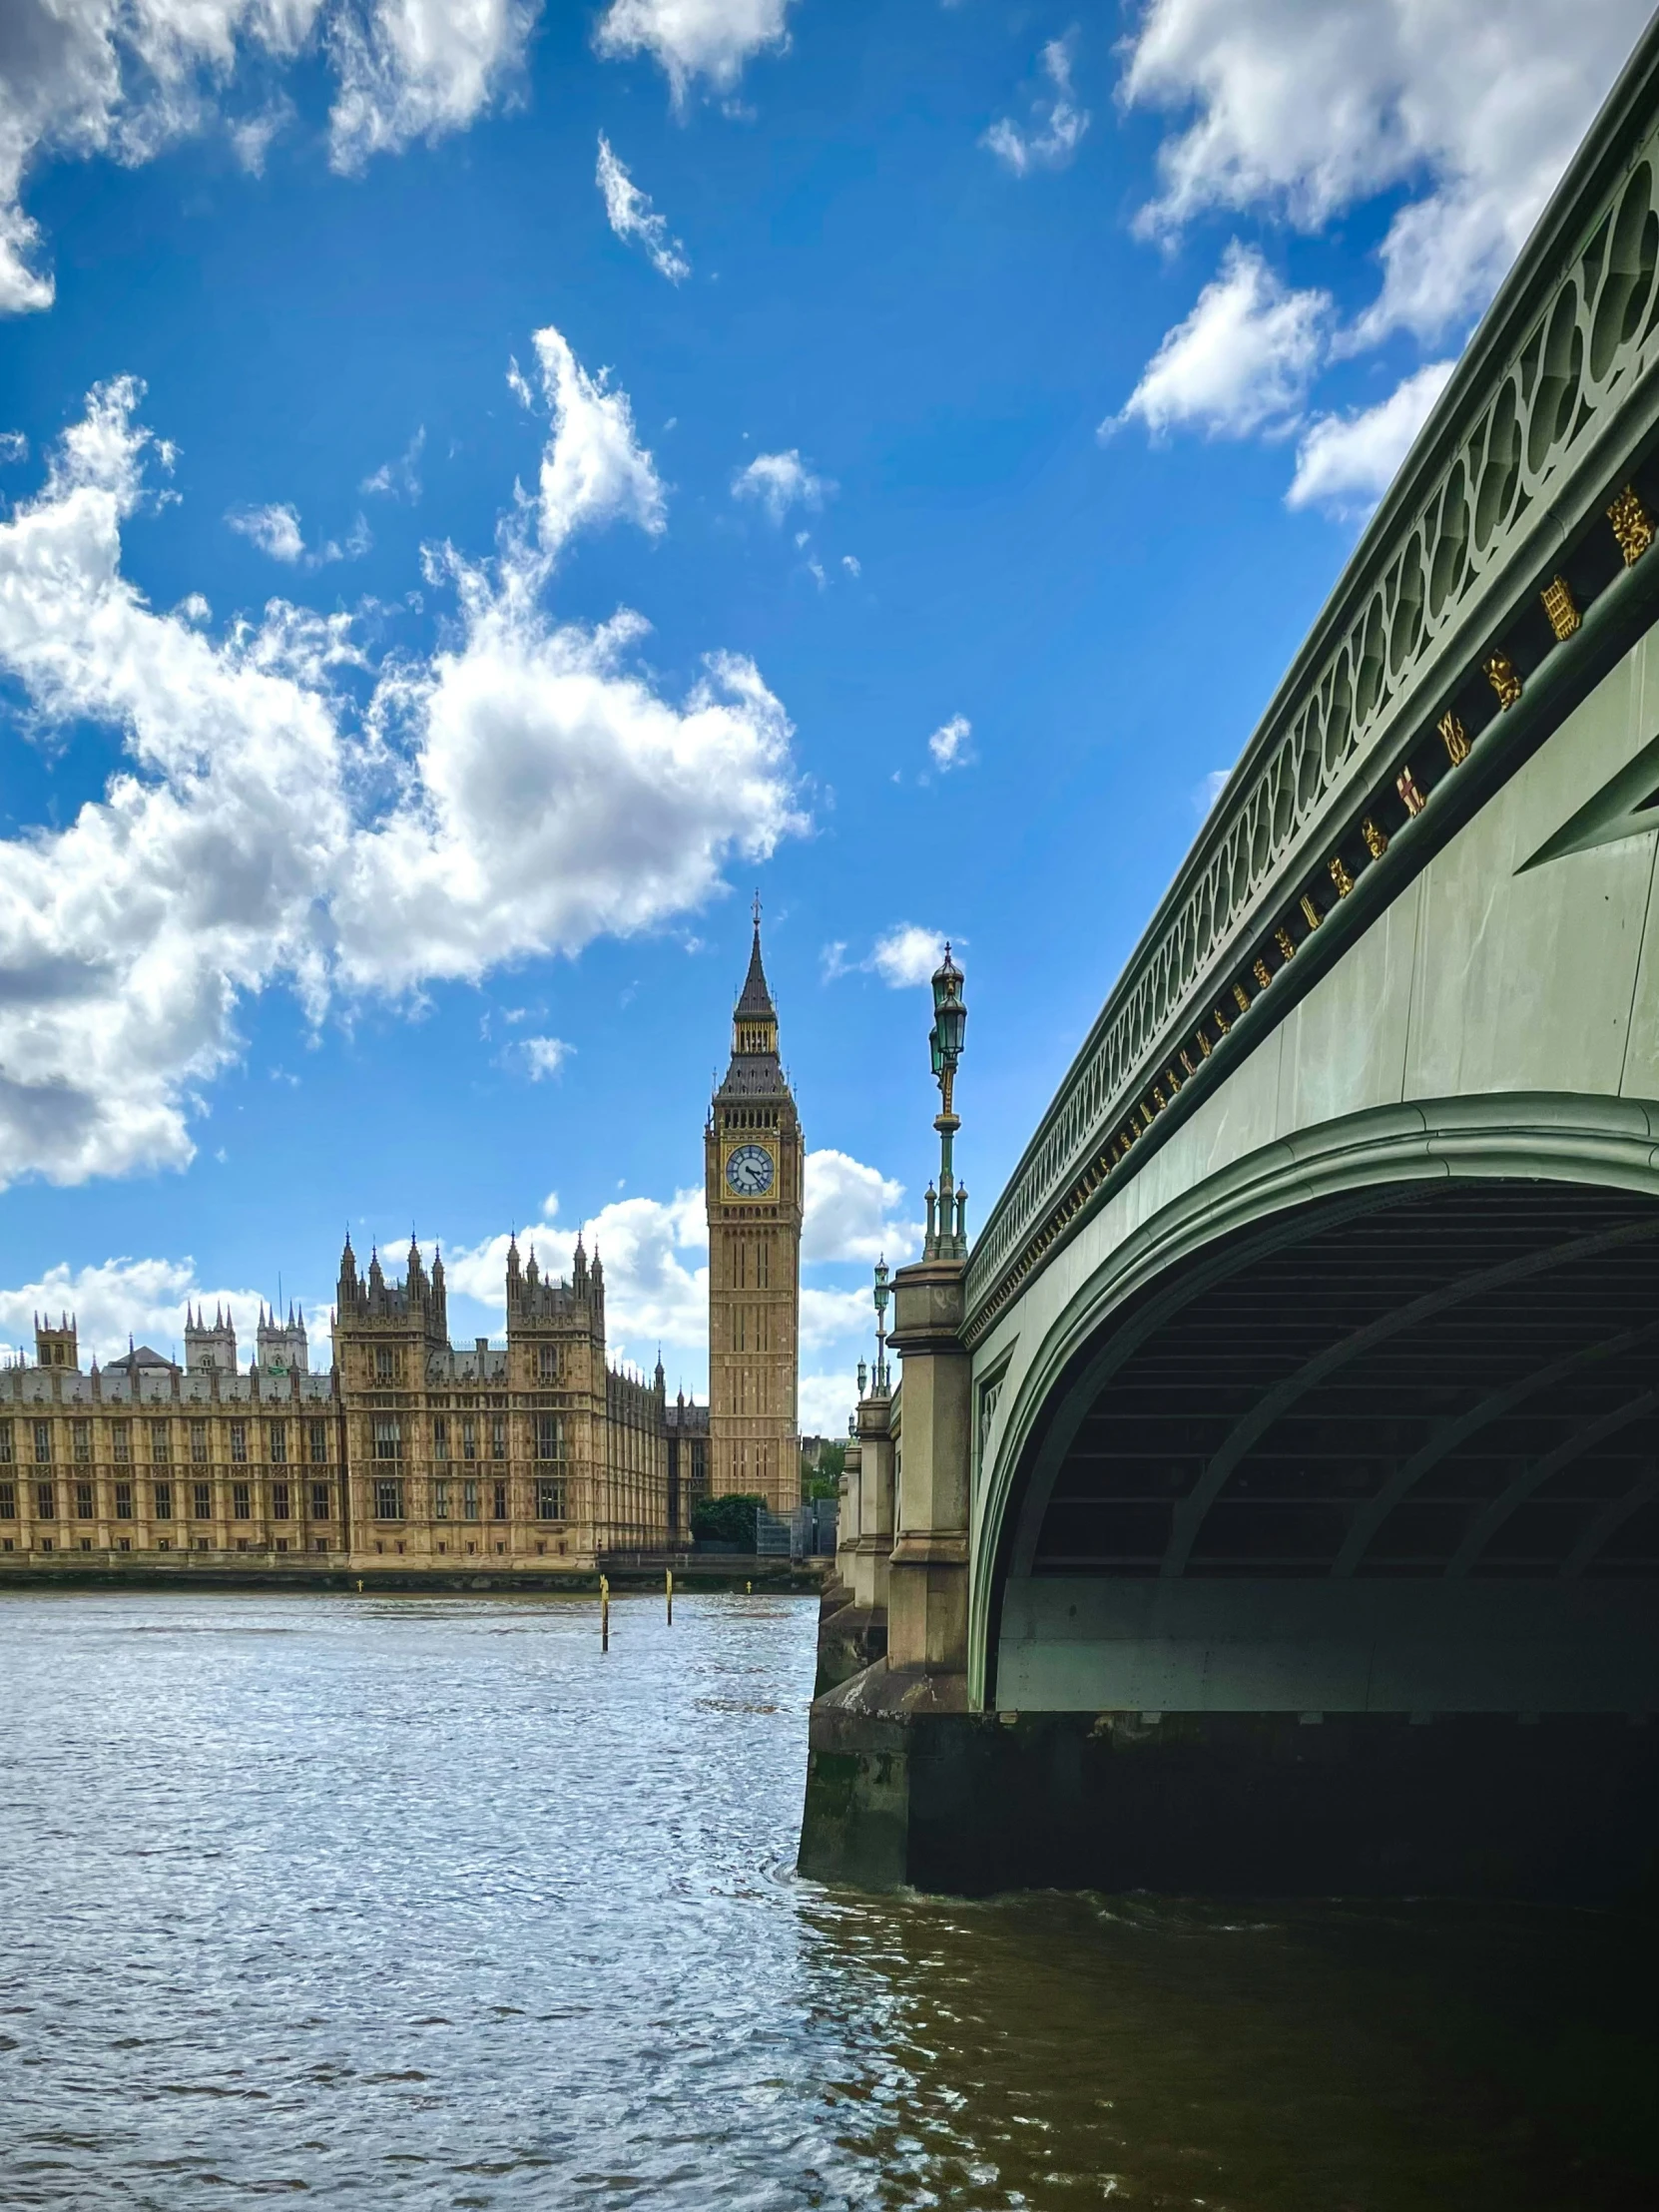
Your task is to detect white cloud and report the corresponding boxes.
[0,1,544,318]
[0,1255,314,1371]
[361,425,424,501]
[840,553,859,577]
[326,0,539,173]
[519,1034,573,1080]
[1288,358,1456,516]
[596,133,690,283]
[0,337,800,1191]
[927,713,971,773]
[0,432,29,464]
[870,923,949,989]
[803,1149,914,1266]
[732,449,830,524]
[1194,767,1229,816]
[227,501,306,562]
[530,324,667,556]
[1120,0,1651,342]
[1109,242,1329,442]
[983,31,1089,176]
[799,1372,856,1439]
[594,0,795,104]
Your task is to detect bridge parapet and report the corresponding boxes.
[967,24,1659,1342]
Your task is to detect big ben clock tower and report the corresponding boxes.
[706,905,803,1516]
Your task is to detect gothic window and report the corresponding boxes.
[230,1422,248,1464]
[193,1481,212,1520]
[154,1481,173,1521]
[373,1419,402,1462]
[0,1421,10,1463]
[461,1417,476,1462]
[538,1344,561,1382]
[0,1479,13,1521]
[373,1478,403,1521]
[272,1481,290,1521]
[74,1482,93,1520]
[33,1423,51,1464]
[536,1477,564,1520]
[491,1480,507,1521]
[115,1483,133,1521]
[36,1481,54,1520]
[307,1420,328,1464]
[463,1479,479,1521]
[72,1419,91,1463]
[433,1477,450,1520]
[309,1481,330,1521]
[374,1346,401,1383]
[491,1416,507,1461]
[150,1421,170,1464]
[535,1414,565,1462]
[269,1421,287,1464]
[232,1483,252,1520]
[191,1420,208,1464]
[432,1415,448,1462]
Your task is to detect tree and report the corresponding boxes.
[691,1492,766,1547]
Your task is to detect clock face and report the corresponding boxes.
[726,1142,775,1198]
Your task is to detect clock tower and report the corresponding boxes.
[706,908,803,1516]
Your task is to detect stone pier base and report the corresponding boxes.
[799,1672,1659,1902]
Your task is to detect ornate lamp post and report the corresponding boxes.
[872,1255,891,1393]
[925,943,968,1259]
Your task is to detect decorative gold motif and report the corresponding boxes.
[1253,958,1273,990]
[1540,577,1580,641]
[1329,854,1355,896]
[1299,893,1322,930]
[1196,1030,1212,1058]
[1437,711,1469,766]
[1152,1084,1166,1110]
[1139,1103,1153,1131]
[1362,817,1388,858]
[1395,765,1426,817]
[1274,927,1297,961]
[1608,484,1654,566]
[1233,982,1252,1014]
[1484,651,1522,709]
[1180,1049,1197,1077]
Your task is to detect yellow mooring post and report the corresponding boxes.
[666,1568,674,1626]
[600,1573,610,1652]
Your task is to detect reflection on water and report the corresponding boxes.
[0,1591,1652,2209]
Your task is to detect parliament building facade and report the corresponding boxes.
[0,925,802,1575]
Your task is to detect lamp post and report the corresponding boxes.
[872,1256,890,1393]
[925,943,968,1259]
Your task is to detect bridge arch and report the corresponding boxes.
[972,1092,1659,1711]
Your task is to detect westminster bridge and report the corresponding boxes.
[803,22,1659,1897]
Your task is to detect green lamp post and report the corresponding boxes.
[926,944,967,1258]
[872,1255,891,1393]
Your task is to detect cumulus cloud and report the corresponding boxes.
[1288,358,1456,516]
[0,336,799,1191]
[519,1034,573,1080]
[0,1255,315,1370]
[227,501,305,562]
[596,133,690,282]
[594,0,795,104]
[732,449,830,524]
[927,713,971,772]
[1108,242,1329,442]
[0,1,543,316]
[983,31,1089,176]
[803,1150,914,1267]
[799,1372,857,1438]
[869,924,950,989]
[1120,0,1650,343]
[0,431,29,464]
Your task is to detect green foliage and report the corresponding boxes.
[691,1492,766,1546]
[802,1439,845,1498]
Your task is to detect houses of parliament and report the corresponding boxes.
[0,925,804,1575]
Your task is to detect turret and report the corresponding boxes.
[185,1302,238,1375]
[34,1311,77,1372]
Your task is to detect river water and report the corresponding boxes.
[0,1591,1653,2210]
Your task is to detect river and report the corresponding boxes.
[0,1590,1653,2209]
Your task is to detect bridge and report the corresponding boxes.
[803,21,1659,1899]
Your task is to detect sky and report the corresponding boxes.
[0,0,1651,1432]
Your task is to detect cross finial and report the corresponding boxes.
[752,887,762,929]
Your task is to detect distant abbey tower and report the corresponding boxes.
[705,912,804,1516]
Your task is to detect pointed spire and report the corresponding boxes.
[735,907,777,1020]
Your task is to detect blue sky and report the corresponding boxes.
[0,0,1650,1429]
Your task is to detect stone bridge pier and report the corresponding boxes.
[801,27,1659,1898]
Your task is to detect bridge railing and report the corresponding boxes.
[966,20,1659,1341]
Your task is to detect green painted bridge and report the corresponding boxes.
[806,22,1659,1897]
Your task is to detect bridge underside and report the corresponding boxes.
[995,1177,1659,1717]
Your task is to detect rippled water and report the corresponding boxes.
[1,1591,1654,2210]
